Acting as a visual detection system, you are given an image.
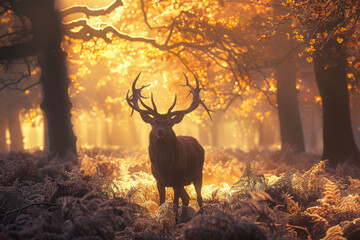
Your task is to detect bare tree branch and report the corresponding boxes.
[0,57,31,91]
[61,0,123,17]
[64,19,216,50]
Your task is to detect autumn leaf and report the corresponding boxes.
[306,46,315,52]
[258,35,267,41]
[307,57,313,63]
[295,34,304,42]
[337,37,343,44]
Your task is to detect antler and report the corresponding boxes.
[126,72,159,122]
[167,73,212,120]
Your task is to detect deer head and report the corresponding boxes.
[126,73,212,140]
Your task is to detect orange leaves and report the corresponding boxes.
[306,45,315,52]
[254,112,264,123]
[258,35,268,41]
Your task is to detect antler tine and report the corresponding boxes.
[194,74,200,89]
[182,72,195,95]
[138,84,150,99]
[139,94,158,114]
[126,72,158,117]
[151,92,157,113]
[200,100,214,120]
[131,72,142,91]
[167,94,177,114]
[168,73,211,119]
[126,90,136,116]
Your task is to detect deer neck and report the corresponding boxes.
[149,131,179,165]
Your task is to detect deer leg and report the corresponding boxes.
[193,177,203,207]
[157,182,165,206]
[173,186,180,223]
[179,187,190,223]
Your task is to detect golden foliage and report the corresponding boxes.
[282,192,301,214]
[78,147,360,239]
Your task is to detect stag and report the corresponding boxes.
[126,73,212,222]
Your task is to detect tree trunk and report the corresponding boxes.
[8,108,23,151]
[198,125,210,146]
[271,0,305,153]
[314,37,360,166]
[0,115,6,151]
[128,117,139,146]
[275,55,305,152]
[16,0,77,157]
[43,112,50,150]
[0,97,6,151]
[211,120,219,147]
[257,119,266,148]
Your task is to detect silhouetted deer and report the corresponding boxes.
[126,73,212,222]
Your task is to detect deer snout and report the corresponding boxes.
[156,128,166,138]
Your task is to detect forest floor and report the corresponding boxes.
[0,146,360,240]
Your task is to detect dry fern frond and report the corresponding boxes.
[321,218,360,240]
[342,218,360,240]
[320,224,346,240]
[339,194,360,217]
[249,191,276,203]
[299,160,329,191]
[346,177,360,195]
[322,178,341,206]
[288,212,329,240]
[282,193,301,214]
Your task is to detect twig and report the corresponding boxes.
[1,202,58,223]
[0,57,31,91]
[286,224,312,240]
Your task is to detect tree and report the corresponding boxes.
[268,0,305,152]
[314,25,360,165]
[0,0,125,156]
[278,0,360,165]
[0,0,77,156]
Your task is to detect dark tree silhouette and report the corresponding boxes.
[275,54,305,152]
[282,0,360,166]
[0,0,77,156]
[314,27,360,166]
[271,0,305,153]
[0,0,124,156]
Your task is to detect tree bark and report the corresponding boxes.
[211,119,219,147]
[0,115,6,151]
[198,125,210,146]
[271,0,305,153]
[13,0,77,156]
[314,37,360,166]
[8,108,24,151]
[275,55,305,152]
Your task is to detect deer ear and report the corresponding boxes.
[170,114,185,125]
[140,113,154,124]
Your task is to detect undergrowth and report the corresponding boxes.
[0,147,359,239]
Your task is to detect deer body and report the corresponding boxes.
[149,135,204,187]
[126,73,211,222]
